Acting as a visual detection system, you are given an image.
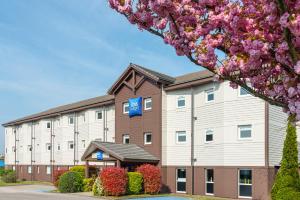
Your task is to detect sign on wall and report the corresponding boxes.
[129,97,142,117]
[96,151,103,160]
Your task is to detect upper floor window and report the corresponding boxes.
[177,96,185,108]
[82,140,86,149]
[27,145,32,152]
[68,141,74,150]
[144,98,152,110]
[176,131,187,144]
[96,111,102,120]
[239,87,250,96]
[46,122,51,129]
[123,134,130,144]
[205,130,214,142]
[144,132,152,145]
[68,116,74,125]
[205,89,215,102]
[238,125,252,139]
[123,102,129,114]
[57,144,61,151]
[46,143,51,151]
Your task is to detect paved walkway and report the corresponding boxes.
[0,184,98,200]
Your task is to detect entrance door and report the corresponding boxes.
[176,168,186,193]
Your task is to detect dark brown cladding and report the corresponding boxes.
[113,67,163,164]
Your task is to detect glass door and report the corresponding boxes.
[176,168,186,193]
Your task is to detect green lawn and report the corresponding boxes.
[101,194,230,200]
[0,179,52,187]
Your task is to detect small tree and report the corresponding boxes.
[271,117,300,199]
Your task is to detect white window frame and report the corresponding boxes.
[46,143,51,151]
[68,141,74,150]
[96,111,102,120]
[82,140,86,149]
[68,116,74,125]
[238,169,252,199]
[123,102,129,114]
[12,166,15,171]
[37,166,40,174]
[238,125,252,140]
[144,132,152,145]
[28,166,32,174]
[123,134,130,144]
[205,88,215,103]
[46,166,51,175]
[57,144,61,151]
[144,98,152,110]
[28,145,32,152]
[238,86,251,97]
[176,131,187,144]
[205,169,214,195]
[205,129,214,143]
[176,168,187,193]
[46,122,51,129]
[177,96,186,109]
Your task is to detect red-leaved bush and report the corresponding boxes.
[137,164,161,194]
[53,169,69,187]
[100,167,127,196]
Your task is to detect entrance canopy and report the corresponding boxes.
[81,141,159,164]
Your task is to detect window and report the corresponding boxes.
[176,168,186,193]
[239,169,252,198]
[123,134,130,144]
[123,102,129,114]
[68,116,74,125]
[57,144,61,151]
[206,89,215,102]
[46,143,51,151]
[177,96,185,108]
[68,141,74,150]
[12,146,15,152]
[12,166,15,171]
[144,98,152,110]
[96,111,102,120]
[46,122,51,129]
[176,131,187,143]
[205,130,214,142]
[82,140,86,148]
[238,125,252,139]
[28,166,32,174]
[27,145,32,152]
[46,166,51,175]
[239,87,250,96]
[144,132,152,145]
[205,169,214,195]
[5,148,7,154]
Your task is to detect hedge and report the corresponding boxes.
[69,166,85,178]
[83,178,95,192]
[93,177,104,196]
[127,172,143,194]
[53,169,69,187]
[271,117,300,199]
[137,164,161,194]
[100,167,127,196]
[2,170,16,183]
[58,171,83,193]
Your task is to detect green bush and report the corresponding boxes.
[2,171,16,183]
[58,171,83,193]
[0,168,5,176]
[69,166,85,178]
[83,178,95,192]
[92,177,104,196]
[127,172,143,194]
[271,117,300,199]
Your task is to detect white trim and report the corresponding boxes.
[68,116,74,125]
[144,132,152,145]
[205,88,215,103]
[68,141,74,150]
[177,96,186,109]
[123,134,130,144]
[205,168,214,195]
[238,169,252,199]
[205,129,214,143]
[144,98,152,110]
[95,110,103,120]
[123,102,129,114]
[238,125,253,140]
[27,166,32,174]
[238,86,251,97]
[46,166,51,175]
[176,168,187,193]
[176,131,187,144]
[46,122,51,129]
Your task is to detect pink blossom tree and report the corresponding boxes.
[108,0,300,121]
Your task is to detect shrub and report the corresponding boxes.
[53,169,68,187]
[93,177,104,196]
[127,172,143,194]
[2,171,17,183]
[271,117,300,199]
[69,166,85,178]
[0,168,5,176]
[0,169,13,177]
[137,164,161,194]
[58,171,83,193]
[100,167,127,196]
[83,178,95,192]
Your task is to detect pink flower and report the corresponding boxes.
[294,61,300,74]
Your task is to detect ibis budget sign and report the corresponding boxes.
[128,97,142,117]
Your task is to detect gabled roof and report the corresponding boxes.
[107,63,175,94]
[2,95,114,127]
[81,141,159,162]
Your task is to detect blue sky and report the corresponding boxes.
[0,0,200,153]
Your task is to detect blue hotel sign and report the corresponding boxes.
[96,151,103,160]
[128,97,142,117]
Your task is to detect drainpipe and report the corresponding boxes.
[14,128,17,176]
[103,107,106,142]
[30,122,33,181]
[191,87,195,195]
[73,112,79,166]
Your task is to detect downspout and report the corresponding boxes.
[106,107,108,142]
[30,122,33,181]
[191,87,195,195]
[14,128,17,176]
[73,112,78,166]
[103,107,106,142]
[50,119,54,182]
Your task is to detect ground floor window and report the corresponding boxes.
[176,168,186,193]
[205,169,214,195]
[46,166,51,175]
[238,169,252,198]
[28,166,32,174]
